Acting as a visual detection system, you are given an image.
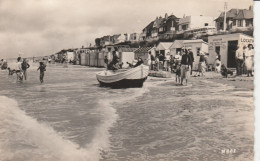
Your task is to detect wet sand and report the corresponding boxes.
[102,72,254,161]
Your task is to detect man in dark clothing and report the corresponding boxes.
[159,53,165,70]
[134,57,143,67]
[104,56,108,69]
[108,51,119,70]
[150,53,155,70]
[37,62,46,83]
[187,47,194,75]
[180,49,192,85]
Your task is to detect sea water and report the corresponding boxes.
[0,61,254,161]
[0,62,148,161]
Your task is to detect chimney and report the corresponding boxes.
[82,45,84,49]
[183,14,186,18]
[165,13,168,19]
[249,5,253,10]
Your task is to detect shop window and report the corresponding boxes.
[237,20,243,27]
[182,24,188,30]
[196,47,201,56]
[246,20,252,27]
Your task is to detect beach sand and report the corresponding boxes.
[101,72,254,161]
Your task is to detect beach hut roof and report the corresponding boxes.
[156,42,173,50]
[170,40,184,49]
[119,47,138,52]
[134,47,153,53]
[183,39,207,44]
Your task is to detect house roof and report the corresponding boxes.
[156,42,173,50]
[143,21,154,31]
[153,17,164,28]
[215,9,241,21]
[215,8,253,21]
[233,9,253,19]
[134,47,153,53]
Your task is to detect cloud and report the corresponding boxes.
[0,0,254,58]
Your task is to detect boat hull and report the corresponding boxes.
[96,65,149,88]
[98,77,147,88]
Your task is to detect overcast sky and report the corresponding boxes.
[0,0,254,58]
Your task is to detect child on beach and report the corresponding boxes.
[37,62,46,83]
[175,62,181,83]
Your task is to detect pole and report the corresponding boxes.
[223,2,227,31]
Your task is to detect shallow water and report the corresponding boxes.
[0,62,148,161]
[0,62,254,161]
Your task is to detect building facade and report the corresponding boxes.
[215,6,253,31]
[178,15,215,33]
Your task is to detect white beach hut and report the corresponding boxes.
[208,33,254,68]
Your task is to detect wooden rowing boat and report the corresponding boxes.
[96,65,149,88]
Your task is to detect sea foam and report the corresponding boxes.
[0,96,97,161]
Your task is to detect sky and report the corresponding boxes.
[0,0,254,59]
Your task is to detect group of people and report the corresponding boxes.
[7,57,46,83]
[148,47,196,85]
[235,44,254,77]
[104,51,144,70]
[9,57,31,81]
[149,47,196,74]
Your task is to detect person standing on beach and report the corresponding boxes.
[235,45,244,76]
[215,52,221,73]
[180,48,192,85]
[147,52,151,70]
[198,51,206,77]
[150,52,155,71]
[37,62,46,83]
[187,47,194,75]
[16,57,23,80]
[164,52,170,71]
[104,56,108,69]
[244,44,254,77]
[21,58,30,80]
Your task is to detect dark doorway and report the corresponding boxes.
[160,50,165,56]
[227,40,238,68]
[215,46,220,55]
[176,48,182,54]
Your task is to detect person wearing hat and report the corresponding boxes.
[187,47,194,75]
[235,45,244,76]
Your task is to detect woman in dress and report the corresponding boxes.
[244,44,254,77]
[215,52,221,73]
[198,51,207,77]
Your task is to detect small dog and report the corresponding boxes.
[8,67,24,80]
[8,67,17,75]
[176,63,181,83]
[221,64,233,78]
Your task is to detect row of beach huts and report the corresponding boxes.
[48,33,254,70]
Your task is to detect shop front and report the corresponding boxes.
[208,33,254,68]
